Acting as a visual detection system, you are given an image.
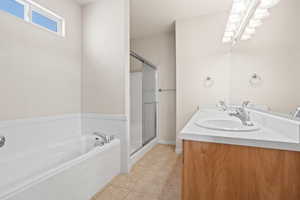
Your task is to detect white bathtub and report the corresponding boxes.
[0,135,120,200]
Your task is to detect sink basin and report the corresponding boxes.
[195,119,260,132]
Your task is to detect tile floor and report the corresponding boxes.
[92,144,181,200]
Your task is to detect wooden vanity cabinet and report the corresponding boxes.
[182,140,300,200]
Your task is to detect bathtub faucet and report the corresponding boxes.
[93,132,114,144]
[0,136,5,148]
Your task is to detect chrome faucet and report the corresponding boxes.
[0,136,6,148]
[229,102,253,126]
[93,132,114,144]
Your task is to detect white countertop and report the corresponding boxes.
[180,108,300,152]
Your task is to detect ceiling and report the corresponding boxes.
[75,0,233,39]
[131,0,232,39]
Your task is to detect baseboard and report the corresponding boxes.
[158,140,176,145]
[175,148,182,154]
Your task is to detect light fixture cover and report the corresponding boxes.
[222,0,280,44]
[260,0,280,8]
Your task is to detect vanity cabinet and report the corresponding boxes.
[182,140,300,200]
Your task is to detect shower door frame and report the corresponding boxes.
[130,51,159,156]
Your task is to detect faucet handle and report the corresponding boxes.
[217,100,227,111]
[293,107,300,119]
[109,135,115,142]
[0,136,6,148]
[93,132,109,143]
[242,101,250,107]
[219,100,226,106]
[93,132,115,143]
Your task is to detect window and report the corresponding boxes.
[0,0,65,36]
[0,0,25,19]
[32,10,58,32]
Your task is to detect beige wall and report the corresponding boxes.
[0,0,82,120]
[82,0,130,115]
[131,32,176,143]
[176,0,300,150]
[176,13,231,141]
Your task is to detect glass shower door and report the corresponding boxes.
[142,63,157,145]
[130,53,158,155]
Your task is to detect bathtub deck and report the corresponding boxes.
[91,144,181,200]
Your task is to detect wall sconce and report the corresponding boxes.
[249,73,263,87]
[203,76,214,88]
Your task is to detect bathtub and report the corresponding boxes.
[0,135,120,200]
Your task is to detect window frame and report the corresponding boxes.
[1,0,65,37]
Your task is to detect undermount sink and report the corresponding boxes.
[195,119,260,132]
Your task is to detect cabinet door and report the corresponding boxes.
[183,141,300,200]
[182,141,248,200]
[248,147,300,200]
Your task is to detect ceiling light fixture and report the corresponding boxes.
[222,0,280,46]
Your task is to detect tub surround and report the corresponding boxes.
[181,107,300,200]
[0,113,127,200]
[0,113,128,170]
[0,114,82,160]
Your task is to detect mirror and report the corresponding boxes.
[229,0,300,116]
[174,0,300,126]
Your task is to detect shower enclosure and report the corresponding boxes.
[130,52,158,155]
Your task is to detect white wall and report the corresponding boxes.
[82,0,130,115]
[175,0,300,152]
[0,0,82,120]
[131,32,176,144]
